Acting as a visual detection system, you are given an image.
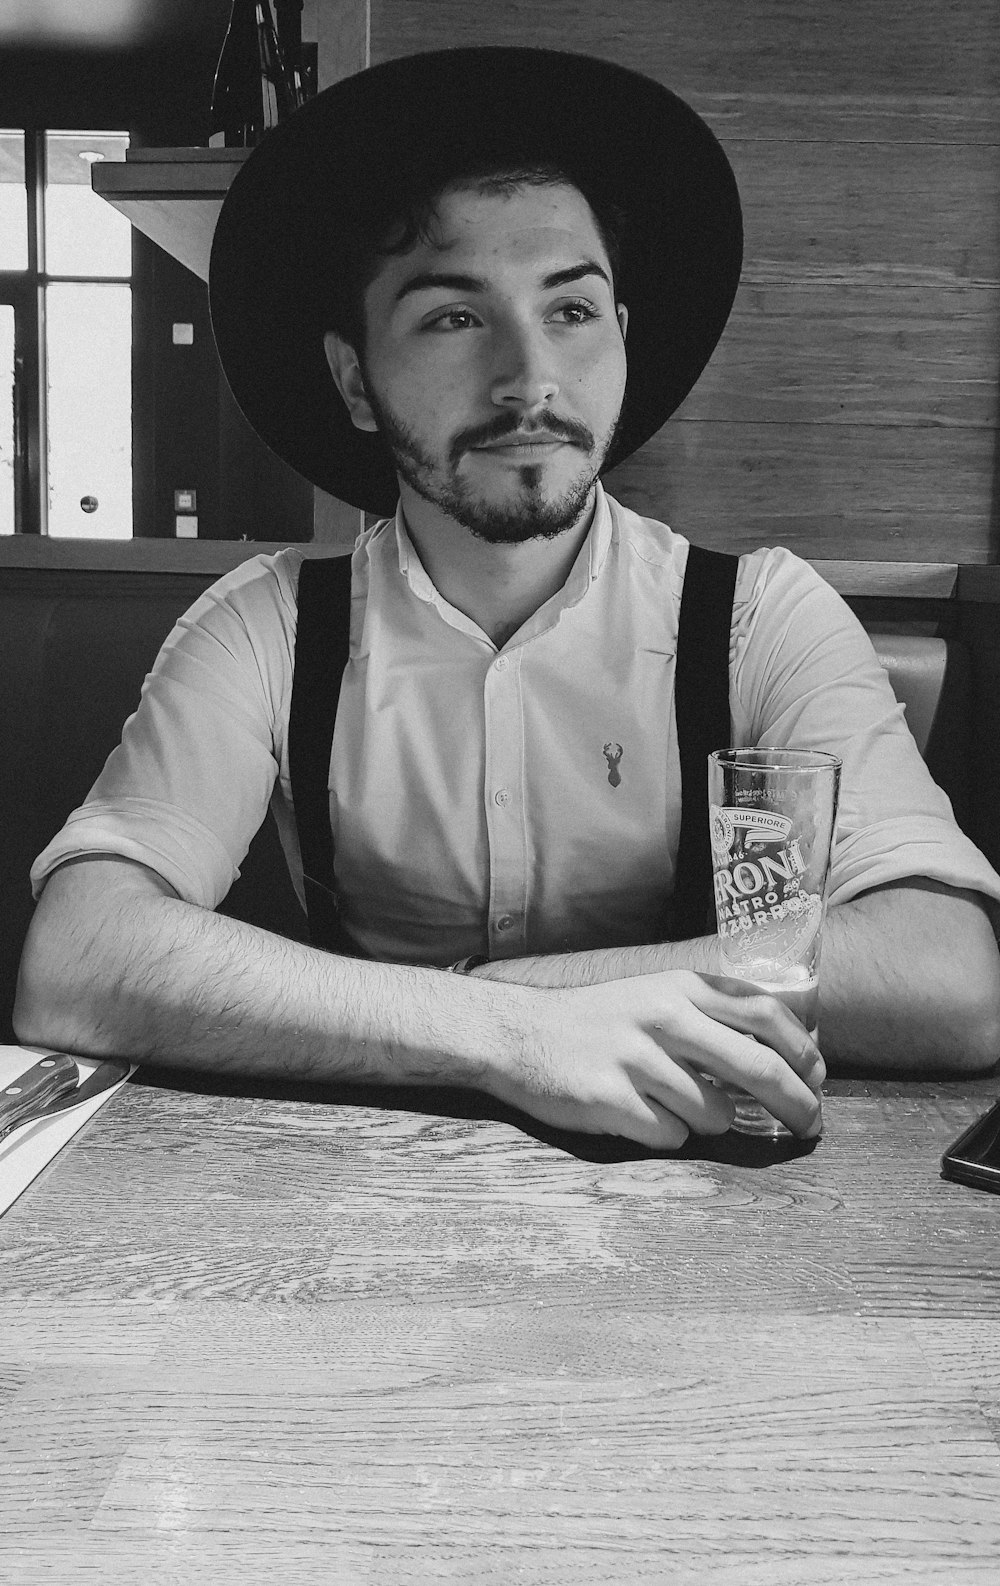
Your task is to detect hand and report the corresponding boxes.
[492,970,825,1149]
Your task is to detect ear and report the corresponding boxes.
[616,303,628,341]
[323,331,378,433]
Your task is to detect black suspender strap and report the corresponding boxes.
[288,555,354,952]
[668,543,739,942]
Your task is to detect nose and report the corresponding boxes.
[489,320,559,412]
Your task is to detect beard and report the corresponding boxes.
[363,383,622,545]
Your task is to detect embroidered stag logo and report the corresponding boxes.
[603,742,623,788]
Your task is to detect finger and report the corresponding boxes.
[582,1082,692,1151]
[635,1047,735,1137]
[686,975,826,1089]
[629,1094,691,1152]
[661,1004,823,1138]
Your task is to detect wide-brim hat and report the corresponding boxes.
[209,46,743,517]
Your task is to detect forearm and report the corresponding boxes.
[14,864,537,1091]
[817,882,1000,1073]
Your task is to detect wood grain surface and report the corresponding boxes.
[606,423,998,560]
[372,0,999,110]
[1,1072,998,1582]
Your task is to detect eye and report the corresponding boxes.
[551,299,600,325]
[425,307,480,331]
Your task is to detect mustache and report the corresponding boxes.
[450,412,594,465]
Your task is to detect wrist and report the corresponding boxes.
[473,980,569,1113]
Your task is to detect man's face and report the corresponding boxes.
[326,181,628,543]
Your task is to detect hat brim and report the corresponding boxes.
[209,47,743,516]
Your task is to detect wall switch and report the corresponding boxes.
[175,515,198,538]
[172,323,195,345]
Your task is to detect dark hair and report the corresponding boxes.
[324,161,628,354]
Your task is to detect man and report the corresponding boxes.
[15,48,1000,1148]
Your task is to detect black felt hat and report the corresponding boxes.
[209,47,743,516]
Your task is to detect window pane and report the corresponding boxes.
[0,131,27,270]
[0,306,14,533]
[47,282,131,538]
[44,132,131,277]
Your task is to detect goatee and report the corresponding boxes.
[364,389,621,544]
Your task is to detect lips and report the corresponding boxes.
[454,418,593,468]
[473,434,572,453]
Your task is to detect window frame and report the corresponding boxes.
[2,128,132,536]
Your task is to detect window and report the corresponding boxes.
[0,304,14,531]
[0,129,132,537]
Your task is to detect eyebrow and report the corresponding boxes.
[393,259,613,304]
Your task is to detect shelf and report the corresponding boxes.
[0,538,345,576]
[92,148,250,281]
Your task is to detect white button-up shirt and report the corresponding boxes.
[32,485,1000,964]
[330,485,685,961]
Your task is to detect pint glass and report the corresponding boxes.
[708,749,842,1137]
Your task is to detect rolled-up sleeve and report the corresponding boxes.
[730,547,1000,910]
[30,551,301,907]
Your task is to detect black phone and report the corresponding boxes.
[941,1098,1000,1193]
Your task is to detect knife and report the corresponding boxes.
[0,1055,130,1142]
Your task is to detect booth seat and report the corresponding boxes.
[0,568,972,1042]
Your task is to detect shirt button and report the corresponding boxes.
[496,915,515,932]
[494,788,510,807]
[494,655,509,671]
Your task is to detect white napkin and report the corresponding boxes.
[0,1045,134,1218]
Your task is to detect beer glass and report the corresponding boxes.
[708,748,842,1137]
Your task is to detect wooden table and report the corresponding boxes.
[2,1068,999,1584]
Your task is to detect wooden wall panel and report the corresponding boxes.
[687,287,997,429]
[733,143,998,287]
[695,94,998,147]
[607,424,996,560]
[367,0,1000,565]
[311,0,369,87]
[372,1,1000,110]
